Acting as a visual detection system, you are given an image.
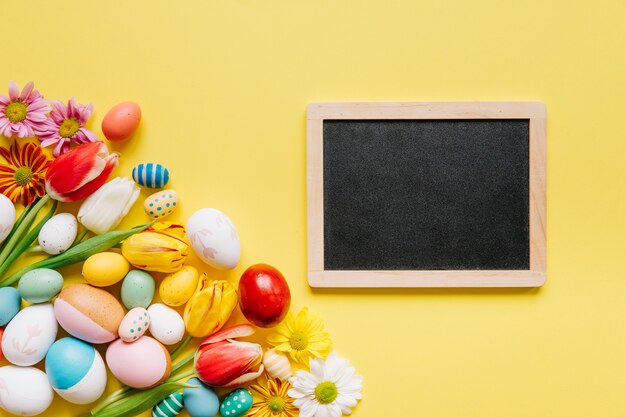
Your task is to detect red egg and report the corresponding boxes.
[0,327,3,360]
[101,101,141,142]
[239,264,291,328]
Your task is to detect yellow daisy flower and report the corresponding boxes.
[266,307,332,365]
[249,376,298,417]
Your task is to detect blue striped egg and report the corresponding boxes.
[45,337,107,405]
[153,391,183,417]
[132,163,170,188]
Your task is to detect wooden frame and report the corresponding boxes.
[307,102,546,288]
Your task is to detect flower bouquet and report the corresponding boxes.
[0,81,362,417]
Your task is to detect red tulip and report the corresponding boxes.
[45,141,118,202]
[194,324,264,388]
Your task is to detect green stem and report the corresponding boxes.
[0,196,39,253]
[90,387,132,415]
[170,350,195,376]
[0,221,154,287]
[167,368,195,382]
[71,227,89,248]
[0,195,50,267]
[170,335,193,361]
[0,200,57,277]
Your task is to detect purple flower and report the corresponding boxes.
[39,97,97,157]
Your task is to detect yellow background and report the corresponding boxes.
[2,0,626,416]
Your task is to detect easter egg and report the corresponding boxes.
[121,270,155,309]
[0,366,54,416]
[54,284,124,344]
[38,213,78,255]
[45,337,107,404]
[119,307,150,342]
[147,303,185,345]
[159,265,199,307]
[82,252,130,287]
[1,304,58,366]
[144,189,179,219]
[153,391,184,417]
[132,163,170,188]
[183,377,220,417]
[0,193,16,245]
[220,388,253,417]
[186,208,240,270]
[106,336,171,389]
[239,264,291,328]
[0,287,21,326]
[263,349,293,381]
[18,268,64,303]
[102,101,141,142]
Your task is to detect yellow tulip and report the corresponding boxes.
[121,222,189,273]
[183,273,238,337]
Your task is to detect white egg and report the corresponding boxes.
[1,304,58,366]
[186,208,240,270]
[38,213,78,255]
[147,303,185,345]
[0,194,16,245]
[0,366,54,416]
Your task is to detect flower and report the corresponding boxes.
[121,222,188,272]
[77,177,140,234]
[45,141,119,202]
[39,97,97,157]
[183,274,238,337]
[288,352,362,417]
[0,141,51,206]
[0,81,48,139]
[267,307,332,366]
[249,376,298,417]
[194,324,264,388]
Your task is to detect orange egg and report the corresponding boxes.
[101,101,141,142]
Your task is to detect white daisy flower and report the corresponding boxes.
[288,351,363,417]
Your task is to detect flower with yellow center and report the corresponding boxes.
[267,307,332,366]
[249,376,298,417]
[0,141,50,206]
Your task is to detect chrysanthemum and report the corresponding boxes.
[0,81,48,139]
[288,352,362,417]
[267,307,332,366]
[38,97,97,156]
[249,376,298,417]
[0,141,51,206]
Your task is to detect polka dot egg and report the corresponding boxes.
[144,190,179,219]
[220,388,253,417]
[118,307,150,342]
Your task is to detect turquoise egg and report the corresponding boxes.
[18,268,64,303]
[121,270,155,309]
[153,391,183,417]
[132,163,170,188]
[0,287,21,326]
[45,337,107,404]
[183,378,219,417]
[220,388,253,417]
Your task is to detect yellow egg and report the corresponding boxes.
[82,252,130,287]
[159,266,199,307]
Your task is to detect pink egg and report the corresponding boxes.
[105,336,171,389]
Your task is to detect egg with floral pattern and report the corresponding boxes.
[1,304,58,366]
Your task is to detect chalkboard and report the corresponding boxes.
[307,103,546,287]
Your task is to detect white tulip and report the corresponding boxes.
[78,177,140,234]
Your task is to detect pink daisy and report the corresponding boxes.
[38,97,97,157]
[0,81,49,139]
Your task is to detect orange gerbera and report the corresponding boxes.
[0,141,50,206]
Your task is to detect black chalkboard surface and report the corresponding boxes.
[323,119,529,270]
[307,102,546,287]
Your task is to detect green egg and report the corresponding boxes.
[220,388,253,417]
[18,268,64,303]
[121,270,155,309]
